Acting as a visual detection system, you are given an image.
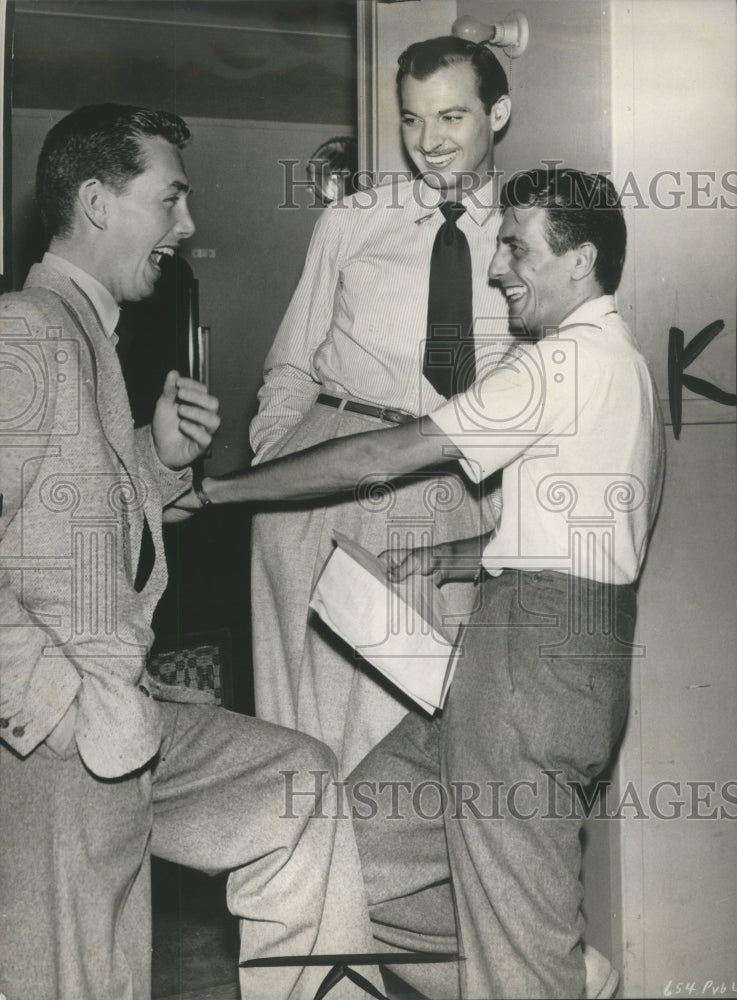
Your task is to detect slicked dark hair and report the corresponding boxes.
[36,103,190,240]
[501,168,627,294]
[397,36,509,114]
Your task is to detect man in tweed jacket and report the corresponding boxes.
[0,105,377,1000]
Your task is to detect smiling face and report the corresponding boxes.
[400,62,509,200]
[490,206,581,339]
[98,135,195,303]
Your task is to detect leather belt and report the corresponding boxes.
[317,393,413,425]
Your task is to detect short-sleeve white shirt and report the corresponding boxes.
[429,296,665,584]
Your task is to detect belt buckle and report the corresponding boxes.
[380,407,405,425]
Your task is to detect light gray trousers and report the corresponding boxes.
[0,702,378,1000]
[348,570,635,999]
[251,401,500,774]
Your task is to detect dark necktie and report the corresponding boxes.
[424,202,475,398]
[134,517,155,594]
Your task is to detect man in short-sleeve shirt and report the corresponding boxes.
[194,168,664,997]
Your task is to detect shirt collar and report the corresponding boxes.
[556,295,618,333]
[462,174,501,226]
[413,174,500,227]
[43,252,121,341]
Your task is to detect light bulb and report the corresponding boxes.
[451,15,495,44]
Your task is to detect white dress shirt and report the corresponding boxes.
[43,252,120,341]
[250,176,511,461]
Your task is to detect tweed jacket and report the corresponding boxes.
[0,262,191,778]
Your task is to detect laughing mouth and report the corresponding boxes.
[502,284,526,303]
[150,245,176,272]
[423,150,458,169]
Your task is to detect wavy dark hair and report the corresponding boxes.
[397,35,509,113]
[501,168,626,293]
[37,103,190,240]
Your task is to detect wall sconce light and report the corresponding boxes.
[452,10,529,58]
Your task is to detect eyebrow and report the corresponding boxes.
[498,233,526,247]
[169,180,191,194]
[400,104,471,117]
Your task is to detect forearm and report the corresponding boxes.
[383,530,494,585]
[249,372,320,464]
[136,424,192,504]
[203,416,456,505]
[251,209,343,459]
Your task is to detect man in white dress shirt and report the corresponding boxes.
[248,36,513,775]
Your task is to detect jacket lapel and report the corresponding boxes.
[25,264,140,479]
[25,262,170,606]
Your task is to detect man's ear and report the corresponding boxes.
[490,95,511,134]
[77,178,109,231]
[571,242,597,281]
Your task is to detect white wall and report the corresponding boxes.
[611,0,737,413]
[618,424,737,997]
[608,2,737,994]
[459,0,612,179]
